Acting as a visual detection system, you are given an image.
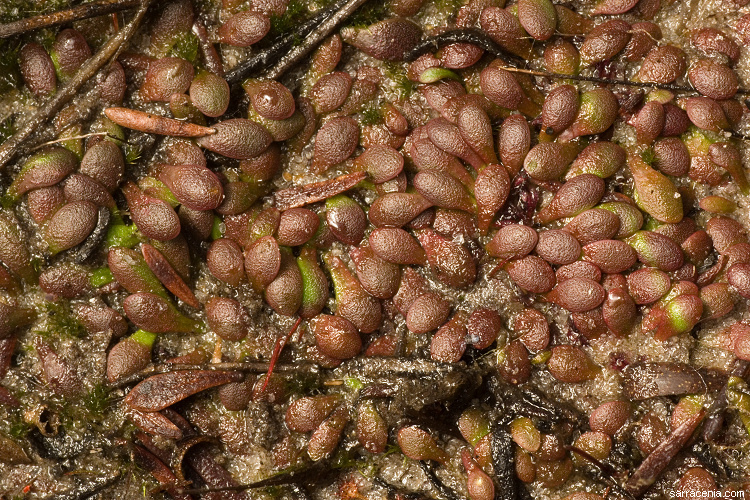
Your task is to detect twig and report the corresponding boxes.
[0,0,153,171]
[0,0,140,38]
[405,30,750,96]
[263,0,372,80]
[29,132,108,151]
[111,361,320,388]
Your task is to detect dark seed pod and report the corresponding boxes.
[457,102,497,165]
[498,114,530,176]
[684,97,729,132]
[535,230,581,265]
[106,330,155,383]
[240,143,280,182]
[0,212,34,283]
[350,245,400,299]
[560,89,619,141]
[411,137,474,188]
[634,101,664,144]
[247,206,281,245]
[80,141,124,192]
[589,401,630,435]
[312,314,361,360]
[427,117,485,170]
[691,28,740,64]
[568,141,626,179]
[8,147,77,202]
[215,181,261,216]
[624,22,661,61]
[312,117,359,173]
[368,192,432,228]
[635,46,686,84]
[542,85,579,134]
[699,195,736,214]
[197,119,273,160]
[189,72,230,118]
[662,103,690,136]
[557,260,601,283]
[536,174,605,224]
[592,0,639,14]
[474,164,510,234]
[393,267,429,316]
[297,247,329,319]
[627,268,670,304]
[398,425,448,463]
[245,79,296,120]
[623,362,705,399]
[547,277,606,312]
[480,66,524,110]
[51,29,91,80]
[544,38,580,75]
[122,183,181,241]
[27,186,64,223]
[571,308,608,340]
[325,253,381,333]
[524,142,578,181]
[708,142,749,194]
[467,308,502,349]
[688,59,738,100]
[158,164,223,211]
[39,263,91,298]
[628,153,683,223]
[63,173,115,209]
[244,235,281,292]
[602,287,637,336]
[44,201,98,254]
[512,308,550,351]
[564,209,620,245]
[286,394,340,432]
[206,239,244,287]
[354,145,404,184]
[547,345,599,382]
[583,240,637,274]
[597,201,643,239]
[626,231,684,272]
[205,297,249,341]
[140,57,194,102]
[700,283,733,320]
[276,208,320,247]
[33,337,81,397]
[20,42,56,98]
[518,0,557,41]
[369,228,426,265]
[98,60,126,104]
[652,137,690,176]
[265,250,303,316]
[219,375,254,411]
[406,292,450,334]
[218,10,270,47]
[706,216,746,254]
[357,401,387,454]
[432,209,476,241]
[579,19,631,65]
[505,256,556,293]
[340,18,422,61]
[123,292,198,333]
[326,195,366,246]
[682,230,712,265]
[486,224,538,259]
[413,170,474,212]
[310,72,352,115]
[431,312,469,363]
[479,7,533,59]
[499,338,531,384]
[416,228,477,288]
[728,264,750,298]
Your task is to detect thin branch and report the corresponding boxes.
[111,361,320,388]
[0,0,140,39]
[0,0,152,171]
[405,29,750,96]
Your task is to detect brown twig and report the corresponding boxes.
[0,0,140,39]
[0,0,153,171]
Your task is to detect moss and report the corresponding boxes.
[384,63,416,99]
[124,143,142,165]
[0,40,21,94]
[640,147,656,166]
[0,114,16,144]
[37,300,85,339]
[359,104,382,126]
[168,32,200,65]
[268,0,308,40]
[82,383,112,418]
[343,1,388,29]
